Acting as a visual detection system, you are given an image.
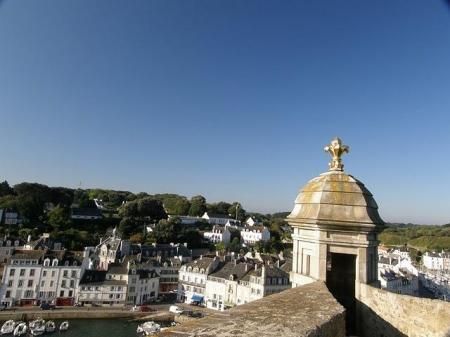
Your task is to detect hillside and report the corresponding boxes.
[379,223,450,251]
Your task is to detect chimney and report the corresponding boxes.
[276,260,280,268]
[27,235,31,243]
[262,265,266,282]
[200,255,203,260]
[245,264,248,272]
[255,264,258,271]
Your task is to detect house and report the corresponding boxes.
[168,215,202,226]
[203,225,231,244]
[127,262,159,305]
[240,226,270,245]
[235,263,290,307]
[134,243,192,263]
[205,260,254,310]
[0,238,22,263]
[379,268,419,296]
[245,217,262,227]
[202,212,239,226]
[177,255,220,305]
[71,207,103,220]
[423,251,449,271]
[0,249,91,307]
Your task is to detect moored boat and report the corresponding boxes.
[29,318,46,336]
[45,320,56,332]
[59,321,69,331]
[136,321,161,335]
[1,320,16,335]
[13,322,27,336]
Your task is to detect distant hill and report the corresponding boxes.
[379,223,450,251]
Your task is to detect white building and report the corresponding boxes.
[423,251,449,271]
[240,226,270,245]
[203,226,231,244]
[202,212,239,226]
[177,256,220,305]
[0,238,22,263]
[379,268,419,296]
[127,266,159,305]
[245,217,261,227]
[0,249,90,307]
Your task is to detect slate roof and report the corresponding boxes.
[209,261,253,281]
[107,262,128,275]
[80,270,107,285]
[11,250,45,260]
[185,256,217,270]
[241,264,289,281]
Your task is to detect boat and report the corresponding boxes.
[13,322,27,336]
[29,318,46,336]
[45,320,56,332]
[1,320,16,334]
[136,321,161,335]
[59,321,69,331]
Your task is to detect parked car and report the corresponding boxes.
[169,305,183,314]
[40,303,55,310]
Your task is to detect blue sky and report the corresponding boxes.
[0,1,449,224]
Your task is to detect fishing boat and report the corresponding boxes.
[136,321,161,335]
[13,322,27,336]
[1,320,16,334]
[29,318,46,336]
[59,321,69,331]
[45,321,56,332]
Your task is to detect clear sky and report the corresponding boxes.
[0,1,449,224]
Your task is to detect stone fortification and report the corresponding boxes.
[358,283,450,337]
[160,281,345,337]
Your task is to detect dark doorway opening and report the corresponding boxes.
[326,253,356,335]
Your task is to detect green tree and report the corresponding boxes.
[14,183,51,222]
[228,237,242,253]
[47,205,71,231]
[119,217,137,237]
[228,202,246,221]
[130,232,144,243]
[188,195,207,216]
[0,181,14,197]
[163,196,190,215]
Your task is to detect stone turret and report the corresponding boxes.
[288,137,384,287]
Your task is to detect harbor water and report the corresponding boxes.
[3,319,170,337]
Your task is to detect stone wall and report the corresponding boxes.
[159,281,345,337]
[358,282,450,337]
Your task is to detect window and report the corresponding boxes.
[5,291,10,298]
[20,269,25,276]
[7,280,12,287]
[71,270,76,278]
[41,281,45,287]
[69,290,73,297]
[43,271,47,277]
[18,280,23,287]
[305,255,311,276]
[60,291,64,297]
[50,281,54,287]
[30,269,35,276]
[70,280,75,288]
[61,280,66,287]
[28,280,33,287]
[9,269,15,276]
[51,271,56,277]
[63,270,68,277]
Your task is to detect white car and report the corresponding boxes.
[169,305,183,314]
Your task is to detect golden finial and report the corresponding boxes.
[324,137,349,171]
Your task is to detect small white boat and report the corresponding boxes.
[136,321,161,335]
[1,320,16,334]
[59,321,69,331]
[45,320,56,332]
[13,322,27,336]
[30,318,46,336]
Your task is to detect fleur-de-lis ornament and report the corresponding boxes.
[324,137,349,171]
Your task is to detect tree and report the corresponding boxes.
[119,217,137,237]
[130,233,144,243]
[153,219,175,243]
[228,202,246,221]
[14,183,51,222]
[215,242,226,252]
[137,197,167,220]
[47,205,71,231]
[50,187,74,208]
[228,237,241,253]
[188,195,206,216]
[0,181,14,197]
[163,196,190,215]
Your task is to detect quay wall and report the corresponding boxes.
[0,309,172,322]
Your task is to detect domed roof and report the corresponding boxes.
[287,138,384,229]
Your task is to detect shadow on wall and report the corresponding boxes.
[357,300,407,337]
